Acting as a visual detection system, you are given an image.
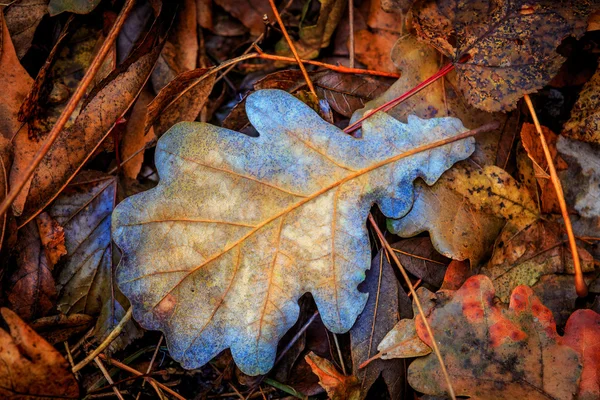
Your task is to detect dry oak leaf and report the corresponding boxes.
[409,275,582,399]
[563,309,600,400]
[562,64,600,145]
[306,352,360,400]
[112,89,475,375]
[0,308,79,399]
[3,0,48,60]
[412,0,595,112]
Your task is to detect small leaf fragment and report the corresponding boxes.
[305,352,360,400]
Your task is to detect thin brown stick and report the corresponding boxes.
[523,94,587,297]
[0,0,136,219]
[368,214,456,400]
[98,354,186,400]
[72,308,133,373]
[136,335,164,400]
[94,357,126,400]
[267,0,316,96]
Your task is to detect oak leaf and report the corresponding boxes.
[562,65,600,145]
[3,0,47,59]
[112,89,475,375]
[305,352,360,400]
[408,275,582,399]
[0,308,79,399]
[412,0,594,111]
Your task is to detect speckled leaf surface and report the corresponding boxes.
[112,89,474,375]
[412,0,594,112]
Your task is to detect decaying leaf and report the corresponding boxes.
[354,29,401,73]
[11,22,165,223]
[520,123,568,214]
[214,0,271,37]
[8,218,58,321]
[112,89,475,375]
[350,247,407,399]
[390,237,448,287]
[563,64,600,144]
[562,309,600,400]
[481,219,595,302]
[412,0,594,111]
[35,212,67,266]
[377,318,432,359]
[0,308,79,399]
[390,162,537,265]
[121,87,156,179]
[408,275,582,399]
[557,135,600,219]
[306,352,360,400]
[30,313,94,345]
[3,0,48,59]
[50,172,141,351]
[0,12,33,140]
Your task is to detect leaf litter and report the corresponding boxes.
[0,0,599,398]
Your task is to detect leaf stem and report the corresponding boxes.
[267,0,317,97]
[368,214,457,400]
[523,94,587,297]
[0,0,136,219]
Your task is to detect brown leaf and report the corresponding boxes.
[377,318,432,359]
[439,260,471,291]
[562,309,600,400]
[3,0,48,59]
[350,247,408,399]
[563,64,600,145]
[520,123,567,214]
[366,0,404,33]
[30,313,94,345]
[314,72,394,118]
[354,29,401,73]
[11,22,165,223]
[0,308,79,399]
[481,219,595,302]
[412,0,594,111]
[121,87,156,179]
[35,212,67,266]
[7,218,57,321]
[532,274,580,327]
[305,352,360,400]
[147,67,216,138]
[214,0,271,36]
[0,135,12,252]
[0,12,32,140]
[391,237,449,287]
[151,0,198,92]
[409,275,582,399]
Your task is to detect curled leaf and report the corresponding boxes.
[305,352,360,400]
[113,89,475,375]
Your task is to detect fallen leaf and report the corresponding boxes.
[350,247,407,399]
[377,318,432,359]
[151,0,198,92]
[557,136,600,219]
[214,0,271,36]
[30,313,94,344]
[520,123,567,214]
[305,352,360,400]
[408,275,582,399]
[481,219,595,302]
[112,89,475,375]
[121,87,156,179]
[48,0,101,16]
[562,309,600,400]
[439,260,471,291]
[0,12,33,140]
[0,136,12,252]
[562,64,600,144]
[412,0,594,111]
[390,162,537,265]
[11,17,167,223]
[0,308,79,399]
[532,274,580,327]
[147,67,216,138]
[314,72,394,118]
[50,171,141,351]
[3,0,48,59]
[7,218,57,320]
[35,212,67,266]
[354,29,400,73]
[366,0,404,33]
